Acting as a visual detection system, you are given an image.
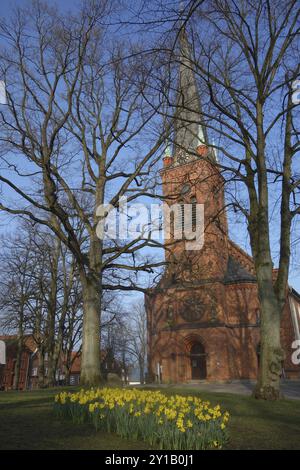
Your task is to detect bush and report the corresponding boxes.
[54,388,229,450]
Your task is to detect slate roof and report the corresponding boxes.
[224,256,256,283]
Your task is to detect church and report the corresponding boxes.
[145,32,300,384]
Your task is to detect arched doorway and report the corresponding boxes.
[190,342,207,380]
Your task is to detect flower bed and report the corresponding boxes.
[54,388,229,450]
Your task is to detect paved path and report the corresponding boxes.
[140,380,300,400]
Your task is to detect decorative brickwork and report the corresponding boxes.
[146,29,300,384]
[146,156,300,383]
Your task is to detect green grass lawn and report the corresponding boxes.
[0,387,148,450]
[0,386,299,450]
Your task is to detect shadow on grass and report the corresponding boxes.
[0,388,149,450]
[1,386,300,450]
[0,406,150,450]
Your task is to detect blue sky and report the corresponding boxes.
[1,0,79,12]
[0,0,299,296]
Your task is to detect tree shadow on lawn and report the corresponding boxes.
[0,388,149,450]
[0,404,150,450]
[216,396,300,449]
[0,387,80,408]
[0,396,54,410]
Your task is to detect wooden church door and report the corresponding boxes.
[190,342,207,380]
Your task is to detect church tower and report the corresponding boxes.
[145,29,300,385]
[161,29,228,282]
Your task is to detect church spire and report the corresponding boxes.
[173,28,209,165]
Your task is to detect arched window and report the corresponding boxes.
[178,200,184,233]
[191,196,197,229]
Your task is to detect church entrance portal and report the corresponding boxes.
[190,342,207,380]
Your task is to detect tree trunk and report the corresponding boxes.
[80,272,102,386]
[249,100,284,400]
[13,300,25,390]
[65,367,71,385]
[45,321,66,387]
[44,237,60,387]
[38,350,45,388]
[13,334,23,390]
[46,351,57,387]
[253,265,284,400]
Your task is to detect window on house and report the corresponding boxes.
[70,375,75,385]
[32,367,38,377]
[70,375,79,385]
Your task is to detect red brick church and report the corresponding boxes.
[145,32,300,384]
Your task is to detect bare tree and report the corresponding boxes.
[0,232,37,389]
[0,219,83,388]
[0,0,168,385]
[125,300,147,384]
[101,298,147,383]
[148,0,300,399]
